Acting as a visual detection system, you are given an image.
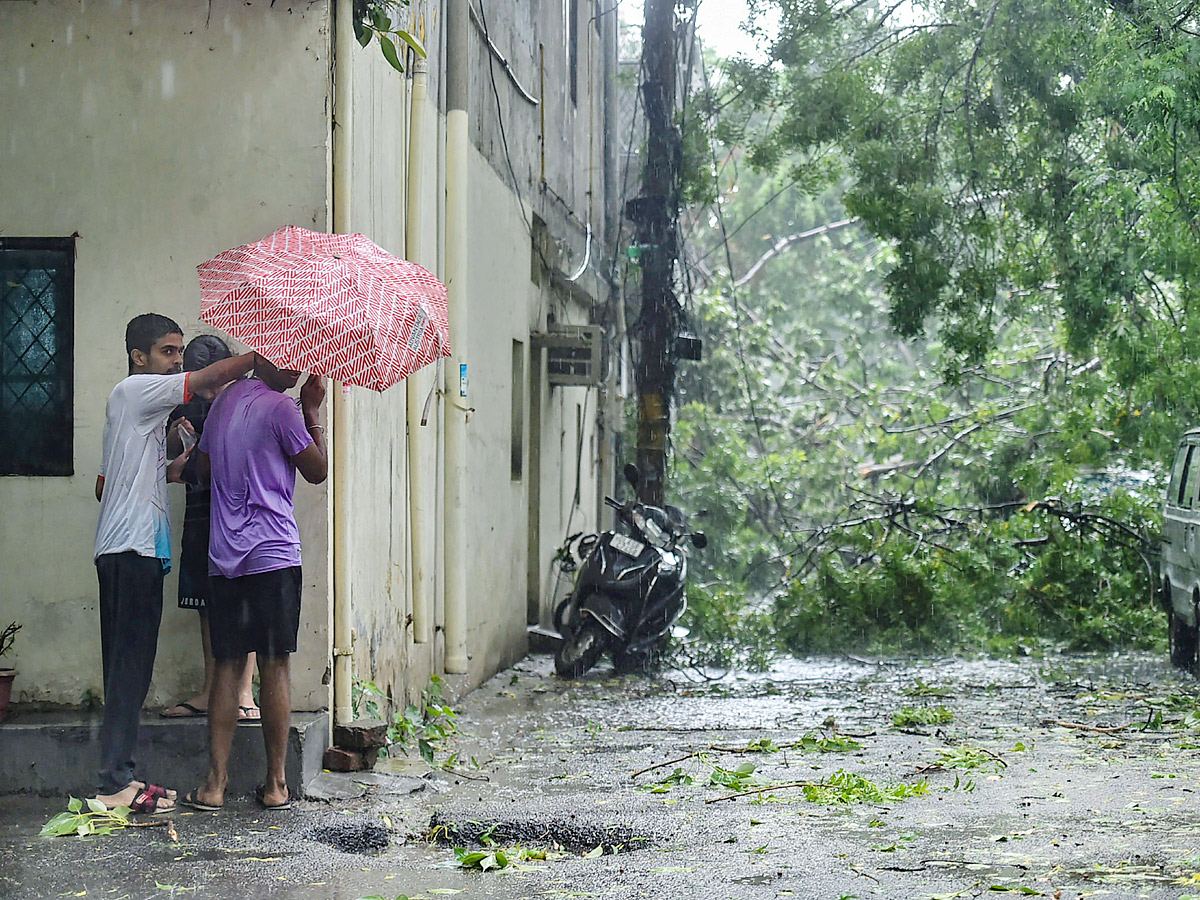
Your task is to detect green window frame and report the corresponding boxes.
[0,237,75,476]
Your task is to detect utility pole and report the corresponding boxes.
[630,0,680,507]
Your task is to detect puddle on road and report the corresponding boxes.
[427,809,659,853]
[307,820,391,854]
[733,873,780,885]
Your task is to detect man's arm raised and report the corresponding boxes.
[187,351,256,399]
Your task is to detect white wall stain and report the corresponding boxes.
[161,60,175,99]
[81,85,97,120]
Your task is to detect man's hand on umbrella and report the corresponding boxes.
[295,374,329,485]
[300,374,326,419]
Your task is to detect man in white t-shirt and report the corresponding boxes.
[93,314,255,814]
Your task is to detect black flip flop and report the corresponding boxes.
[160,701,206,718]
[254,784,292,811]
[180,789,223,812]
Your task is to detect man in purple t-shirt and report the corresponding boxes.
[182,356,326,812]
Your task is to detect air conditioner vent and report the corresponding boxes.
[533,325,603,386]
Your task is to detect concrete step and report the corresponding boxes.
[0,709,329,798]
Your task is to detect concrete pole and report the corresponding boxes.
[443,0,470,674]
[331,0,355,725]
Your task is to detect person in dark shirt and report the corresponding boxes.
[160,335,259,723]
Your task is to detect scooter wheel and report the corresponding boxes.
[553,596,574,635]
[554,621,609,679]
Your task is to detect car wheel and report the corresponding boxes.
[1169,610,1198,671]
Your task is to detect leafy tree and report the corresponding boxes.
[724,0,1200,387]
[666,137,1164,660]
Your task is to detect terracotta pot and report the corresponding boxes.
[0,669,16,723]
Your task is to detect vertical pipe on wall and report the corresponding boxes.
[539,43,546,186]
[443,0,470,674]
[331,0,356,725]
[599,0,620,523]
[407,58,433,645]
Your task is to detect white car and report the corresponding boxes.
[1162,429,1200,669]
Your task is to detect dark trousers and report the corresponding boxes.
[95,552,164,795]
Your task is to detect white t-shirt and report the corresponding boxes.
[94,373,191,563]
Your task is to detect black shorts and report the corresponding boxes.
[208,567,302,659]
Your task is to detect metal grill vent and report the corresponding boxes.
[534,325,603,387]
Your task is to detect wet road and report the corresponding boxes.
[4,652,1200,900]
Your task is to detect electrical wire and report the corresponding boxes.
[475,0,587,322]
[468,2,540,105]
[475,0,534,240]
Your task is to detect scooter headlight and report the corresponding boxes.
[642,514,673,549]
[631,508,648,536]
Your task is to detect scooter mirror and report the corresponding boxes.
[691,532,708,549]
[623,463,640,487]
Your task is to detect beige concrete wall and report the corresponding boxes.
[0,0,333,710]
[339,109,605,705]
[0,0,611,723]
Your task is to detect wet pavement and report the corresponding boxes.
[4,651,1200,899]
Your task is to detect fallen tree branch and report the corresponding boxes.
[1052,720,1128,733]
[705,781,815,803]
[630,752,702,779]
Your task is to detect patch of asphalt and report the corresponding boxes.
[5,652,1200,900]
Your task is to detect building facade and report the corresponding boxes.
[0,0,620,726]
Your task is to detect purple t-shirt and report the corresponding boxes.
[200,378,313,578]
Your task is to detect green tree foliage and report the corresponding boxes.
[725,0,1200,381]
[669,152,1163,658]
[651,0,1200,661]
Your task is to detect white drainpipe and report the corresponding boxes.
[443,0,470,674]
[331,0,355,724]
[406,58,432,645]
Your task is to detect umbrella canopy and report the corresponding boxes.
[198,226,450,391]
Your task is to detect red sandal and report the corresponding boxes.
[129,784,174,815]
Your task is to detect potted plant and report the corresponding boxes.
[0,621,20,723]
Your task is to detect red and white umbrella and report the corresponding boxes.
[198,225,450,391]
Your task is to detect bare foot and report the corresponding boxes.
[181,781,225,811]
[96,782,176,814]
[255,781,291,809]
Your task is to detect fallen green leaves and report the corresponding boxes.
[630,731,863,783]
[802,769,930,805]
[707,768,929,804]
[452,844,583,871]
[893,706,955,727]
[929,746,1007,774]
[904,679,955,698]
[453,847,517,871]
[709,762,765,792]
[41,797,179,843]
[792,732,864,753]
[636,767,695,793]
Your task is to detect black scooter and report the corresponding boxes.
[553,465,707,678]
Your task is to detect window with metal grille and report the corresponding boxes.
[0,237,74,476]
